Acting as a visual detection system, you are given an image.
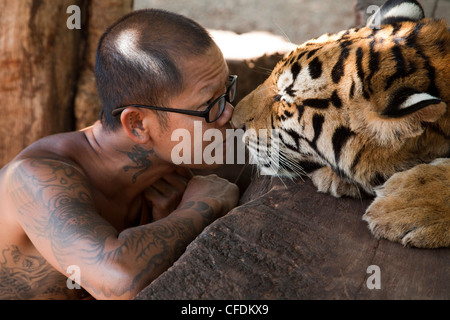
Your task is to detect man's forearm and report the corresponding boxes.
[115,200,216,297]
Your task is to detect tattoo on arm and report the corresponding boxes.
[119,200,215,288]
[0,245,89,300]
[9,158,116,264]
[178,201,215,223]
[8,158,217,297]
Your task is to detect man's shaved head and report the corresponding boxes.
[95,9,215,131]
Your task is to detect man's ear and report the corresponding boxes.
[120,107,151,144]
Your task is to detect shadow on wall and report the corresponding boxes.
[134,0,449,45]
[134,0,357,44]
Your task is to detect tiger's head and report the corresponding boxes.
[231,0,450,195]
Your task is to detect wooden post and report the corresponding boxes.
[0,0,133,168]
[74,0,133,130]
[0,0,86,167]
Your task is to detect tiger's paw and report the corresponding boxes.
[309,166,361,198]
[363,159,450,248]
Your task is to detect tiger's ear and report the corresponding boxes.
[353,88,447,147]
[367,0,425,28]
[381,87,445,121]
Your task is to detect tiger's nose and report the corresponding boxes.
[231,118,246,131]
[233,123,246,131]
[231,112,245,130]
[231,97,249,130]
[232,79,272,130]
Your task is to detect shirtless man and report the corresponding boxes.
[0,9,240,300]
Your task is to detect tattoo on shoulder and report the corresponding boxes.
[122,145,156,183]
[8,158,116,264]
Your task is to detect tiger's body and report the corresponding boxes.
[232,0,450,248]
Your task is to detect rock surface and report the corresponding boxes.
[135,174,450,300]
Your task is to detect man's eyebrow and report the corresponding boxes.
[200,72,229,97]
[199,84,216,97]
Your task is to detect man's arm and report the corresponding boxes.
[6,157,238,299]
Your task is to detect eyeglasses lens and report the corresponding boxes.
[208,98,226,122]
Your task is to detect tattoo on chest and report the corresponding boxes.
[122,145,156,183]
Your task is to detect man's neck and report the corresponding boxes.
[81,121,175,203]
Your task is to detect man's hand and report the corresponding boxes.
[179,174,240,219]
[144,167,192,221]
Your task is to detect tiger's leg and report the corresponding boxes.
[309,166,362,198]
[363,158,450,248]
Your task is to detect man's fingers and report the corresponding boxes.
[144,186,161,199]
[144,169,193,222]
[175,166,194,179]
[149,178,176,195]
[160,172,189,193]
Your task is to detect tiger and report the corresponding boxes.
[231,0,450,248]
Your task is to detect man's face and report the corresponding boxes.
[150,44,234,169]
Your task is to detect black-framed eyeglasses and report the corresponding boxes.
[112,75,238,123]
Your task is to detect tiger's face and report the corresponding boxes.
[232,19,450,195]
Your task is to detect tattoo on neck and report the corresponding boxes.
[122,145,156,183]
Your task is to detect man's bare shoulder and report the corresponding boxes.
[0,152,92,228]
[3,156,87,184]
[16,130,89,164]
[0,131,93,230]
[0,135,95,300]
[1,130,89,180]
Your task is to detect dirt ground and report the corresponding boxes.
[134,0,449,45]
